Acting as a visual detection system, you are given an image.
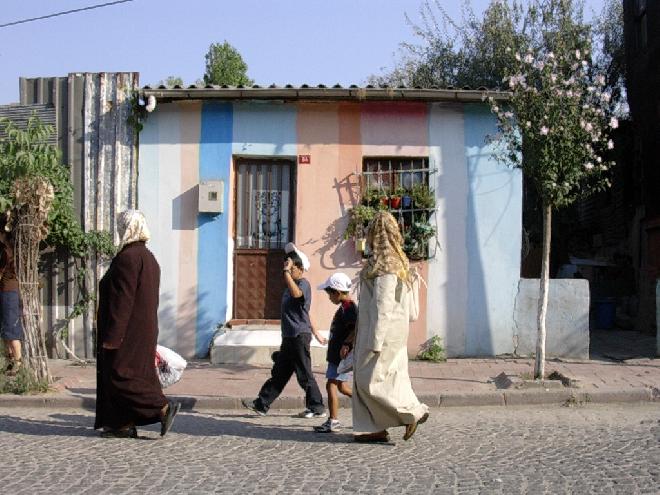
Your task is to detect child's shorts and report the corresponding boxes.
[0,290,23,341]
[326,362,352,382]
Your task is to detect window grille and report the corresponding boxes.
[357,157,437,260]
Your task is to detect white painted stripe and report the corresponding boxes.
[428,103,468,357]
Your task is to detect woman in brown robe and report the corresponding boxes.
[95,210,180,438]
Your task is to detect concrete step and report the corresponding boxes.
[210,326,329,366]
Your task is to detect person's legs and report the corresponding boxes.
[7,339,21,361]
[326,380,339,420]
[291,333,324,414]
[337,379,352,398]
[255,341,295,412]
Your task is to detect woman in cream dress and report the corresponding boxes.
[352,211,429,443]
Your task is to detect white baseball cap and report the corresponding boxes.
[317,273,352,292]
[284,242,310,271]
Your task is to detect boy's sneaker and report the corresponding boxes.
[314,418,342,433]
[241,398,267,416]
[297,409,326,419]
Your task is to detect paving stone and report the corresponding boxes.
[0,404,658,493]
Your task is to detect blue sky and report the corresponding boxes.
[0,0,607,105]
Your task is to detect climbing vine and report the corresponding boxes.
[0,116,115,376]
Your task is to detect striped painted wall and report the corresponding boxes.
[139,100,522,358]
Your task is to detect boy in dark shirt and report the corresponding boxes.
[242,249,326,418]
[314,273,357,433]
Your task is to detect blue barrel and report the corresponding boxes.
[594,298,616,330]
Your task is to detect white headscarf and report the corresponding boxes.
[117,209,151,249]
[284,242,310,271]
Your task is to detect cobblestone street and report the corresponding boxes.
[0,404,658,494]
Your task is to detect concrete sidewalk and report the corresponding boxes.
[1,356,658,410]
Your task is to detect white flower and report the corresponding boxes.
[540,126,549,135]
[524,53,534,64]
[575,49,581,59]
[534,61,545,70]
[596,156,602,163]
[548,52,555,59]
[582,60,588,67]
[585,122,593,132]
[607,139,614,149]
[504,111,513,119]
[515,52,521,61]
[601,92,611,103]
[551,74,557,83]
[595,74,606,86]
[587,86,596,93]
[584,162,595,170]
[599,164,608,171]
[609,117,619,129]
[493,106,499,113]
[525,121,532,128]
[505,47,512,53]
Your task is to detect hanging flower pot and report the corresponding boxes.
[402,195,413,209]
[389,196,402,209]
[355,237,367,252]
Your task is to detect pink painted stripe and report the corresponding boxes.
[176,101,201,357]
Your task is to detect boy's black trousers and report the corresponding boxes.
[255,333,325,414]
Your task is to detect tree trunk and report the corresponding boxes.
[534,202,552,380]
[15,220,51,383]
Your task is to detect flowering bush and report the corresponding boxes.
[487,44,615,208]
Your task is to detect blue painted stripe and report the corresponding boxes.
[197,102,233,356]
[463,103,522,355]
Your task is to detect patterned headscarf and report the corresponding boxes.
[362,211,410,283]
[117,210,151,249]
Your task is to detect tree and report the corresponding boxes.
[0,117,114,384]
[592,0,627,115]
[486,0,616,378]
[203,41,253,86]
[157,76,184,87]
[370,0,524,88]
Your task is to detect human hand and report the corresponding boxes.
[315,333,328,345]
[283,258,293,271]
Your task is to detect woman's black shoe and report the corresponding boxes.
[161,401,181,437]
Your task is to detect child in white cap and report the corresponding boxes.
[314,272,357,433]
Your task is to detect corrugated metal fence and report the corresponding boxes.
[17,72,139,359]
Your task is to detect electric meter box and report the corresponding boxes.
[198,180,224,214]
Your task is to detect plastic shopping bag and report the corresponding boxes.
[337,350,354,374]
[155,345,187,388]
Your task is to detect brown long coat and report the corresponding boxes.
[94,241,167,430]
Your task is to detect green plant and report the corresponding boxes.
[361,188,389,208]
[0,116,117,375]
[417,335,446,362]
[410,184,435,210]
[0,356,50,394]
[344,204,377,240]
[127,91,148,134]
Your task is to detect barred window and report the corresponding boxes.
[358,157,436,260]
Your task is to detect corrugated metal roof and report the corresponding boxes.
[141,84,510,102]
[0,103,57,143]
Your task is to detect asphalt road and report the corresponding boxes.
[0,403,658,494]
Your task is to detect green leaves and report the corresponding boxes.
[203,41,254,87]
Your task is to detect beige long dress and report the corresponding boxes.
[352,273,429,434]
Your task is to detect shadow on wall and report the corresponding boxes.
[310,173,363,270]
[464,150,494,356]
[157,288,215,359]
[172,185,199,231]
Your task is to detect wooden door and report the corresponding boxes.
[233,159,295,320]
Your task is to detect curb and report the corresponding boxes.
[0,387,655,410]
